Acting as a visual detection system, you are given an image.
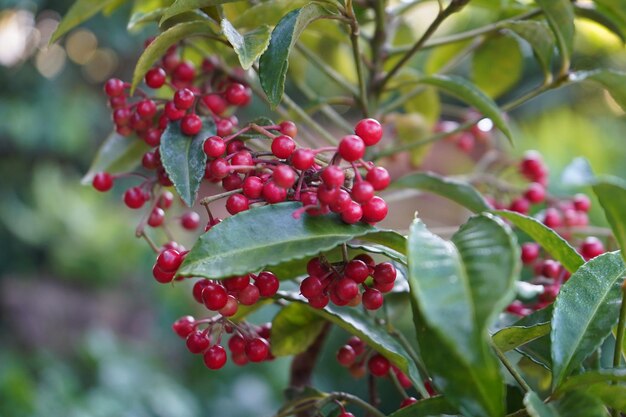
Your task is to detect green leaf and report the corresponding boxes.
[493,210,584,273]
[81,132,150,185]
[583,384,626,412]
[524,391,558,417]
[408,214,519,417]
[394,171,491,213]
[233,0,312,29]
[552,390,607,417]
[417,75,513,143]
[555,368,626,394]
[128,8,167,31]
[593,180,626,263]
[551,251,626,388]
[160,117,214,207]
[132,20,217,91]
[386,396,457,417]
[51,0,120,43]
[576,5,626,43]
[569,70,626,112]
[178,202,375,278]
[472,34,523,98]
[221,19,271,70]
[270,302,326,356]
[259,3,331,108]
[500,21,554,76]
[308,302,425,392]
[535,0,575,69]
[160,0,241,24]
[519,335,552,369]
[492,321,551,353]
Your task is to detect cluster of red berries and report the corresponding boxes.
[172,315,272,370]
[299,254,397,310]
[434,110,494,153]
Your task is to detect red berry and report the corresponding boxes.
[217,118,234,137]
[373,262,396,284]
[368,353,390,377]
[321,166,345,188]
[338,134,366,162]
[104,78,125,97]
[158,191,174,209]
[204,345,227,370]
[355,118,383,146]
[509,197,530,215]
[374,280,395,293]
[223,275,251,292]
[202,94,227,115]
[230,150,253,168]
[222,173,243,191]
[329,189,352,213]
[152,264,175,283]
[93,172,113,192]
[573,194,591,212]
[173,61,195,83]
[255,272,280,297]
[341,201,363,224]
[143,128,162,147]
[226,194,249,215]
[209,158,230,179]
[524,182,546,204]
[174,88,195,110]
[335,277,359,301]
[148,207,165,227]
[165,101,185,120]
[193,279,210,303]
[271,135,296,159]
[203,136,226,158]
[400,397,418,409]
[238,284,260,305]
[113,108,131,126]
[307,257,328,277]
[273,165,296,188]
[202,283,228,310]
[541,260,561,279]
[226,139,245,155]
[351,181,375,203]
[145,67,166,88]
[521,243,540,264]
[279,121,298,137]
[123,187,146,209]
[243,176,264,199]
[520,151,546,181]
[317,185,340,205]
[456,132,475,152]
[219,295,239,317]
[361,196,388,223]
[136,99,157,119]
[338,412,355,417]
[347,336,365,355]
[366,167,390,190]
[228,335,246,354]
[246,337,270,362]
[543,208,562,229]
[225,83,251,106]
[181,114,202,136]
[186,331,210,354]
[344,260,369,283]
[181,211,200,230]
[336,345,356,366]
[172,316,195,338]
[362,288,383,310]
[291,149,315,170]
[300,276,324,299]
[262,182,287,204]
[579,236,605,260]
[308,294,329,309]
[157,249,183,271]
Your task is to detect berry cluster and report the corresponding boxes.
[300,254,397,310]
[434,111,494,153]
[172,315,272,370]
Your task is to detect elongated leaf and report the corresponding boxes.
[576,5,626,43]
[535,0,575,68]
[132,21,217,91]
[355,230,407,256]
[160,0,241,23]
[178,202,375,278]
[417,75,513,143]
[493,322,551,353]
[569,70,626,112]
[271,302,326,356]
[583,384,626,412]
[81,133,150,185]
[519,335,552,369]
[472,34,523,98]
[500,21,554,76]
[233,0,311,28]
[51,0,119,43]
[308,302,425,392]
[555,368,626,394]
[160,117,214,207]
[593,180,626,263]
[128,8,167,31]
[524,392,558,417]
[387,396,457,417]
[552,390,607,417]
[494,210,584,273]
[259,4,331,107]
[408,214,519,417]
[221,19,271,70]
[394,171,491,213]
[594,0,626,39]
[551,251,626,388]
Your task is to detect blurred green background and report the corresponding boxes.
[1,1,625,416]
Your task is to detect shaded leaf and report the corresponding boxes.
[128,8,168,31]
[160,0,241,24]
[493,322,551,353]
[501,21,554,76]
[221,19,271,70]
[576,5,626,43]
[583,384,626,412]
[51,0,120,43]
[160,116,214,207]
[234,0,311,28]
[552,390,607,417]
[81,133,150,185]
[178,202,375,278]
[408,214,519,417]
[417,75,513,143]
[551,251,626,388]
[472,34,523,98]
[535,0,575,68]
[569,70,626,112]
[259,3,332,107]
[519,334,552,370]
[394,171,491,213]
[593,179,626,263]
[493,210,584,273]
[524,391,558,417]
[555,368,626,394]
[271,303,326,356]
[387,396,457,417]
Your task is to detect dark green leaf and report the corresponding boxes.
[386,396,457,417]
[583,384,626,412]
[394,171,491,213]
[551,251,626,388]
[51,0,120,43]
[593,180,626,263]
[81,132,150,185]
[552,390,607,417]
[492,322,551,353]
[160,0,241,24]
[408,214,519,417]
[233,0,312,28]
[472,34,523,98]
[535,0,575,68]
[132,21,217,91]
[270,303,326,356]
[569,70,626,112]
[417,75,513,143]
[221,19,271,70]
[555,368,626,394]
[160,117,214,207]
[178,202,375,278]
[259,3,332,107]
[524,391,558,417]
[493,210,584,273]
[128,8,168,31]
[500,21,554,76]
[519,335,552,369]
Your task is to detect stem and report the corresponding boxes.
[296,44,358,96]
[390,330,431,398]
[389,369,409,399]
[296,81,354,133]
[611,280,626,417]
[282,94,339,145]
[140,231,160,253]
[345,0,369,116]
[491,340,531,393]
[200,188,243,206]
